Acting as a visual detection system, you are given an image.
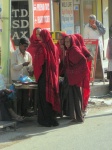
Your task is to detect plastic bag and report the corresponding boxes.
[18,75,33,83]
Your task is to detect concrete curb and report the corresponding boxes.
[90,82,109,97]
[88,94,112,108]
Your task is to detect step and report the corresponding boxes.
[90,82,109,97]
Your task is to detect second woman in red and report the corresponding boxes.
[62,35,90,123]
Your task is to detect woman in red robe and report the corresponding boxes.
[62,35,90,123]
[33,29,60,127]
[74,34,92,115]
[27,27,42,110]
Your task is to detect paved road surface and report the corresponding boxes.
[0,106,112,150]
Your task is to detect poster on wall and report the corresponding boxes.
[84,39,98,83]
[60,0,74,34]
[33,0,50,30]
[11,1,29,46]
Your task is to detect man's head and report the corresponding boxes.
[19,37,29,54]
[89,14,96,26]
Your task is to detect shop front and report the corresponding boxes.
[53,0,109,58]
[0,0,52,83]
[0,0,109,83]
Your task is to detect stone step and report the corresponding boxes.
[90,82,109,97]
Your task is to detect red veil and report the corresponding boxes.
[27,27,41,62]
[39,29,60,112]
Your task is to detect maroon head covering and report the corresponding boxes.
[27,27,41,61]
[30,27,41,42]
[65,35,90,89]
[39,29,60,112]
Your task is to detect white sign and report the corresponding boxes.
[60,0,74,34]
[12,9,29,40]
[11,1,29,46]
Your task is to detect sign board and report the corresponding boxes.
[33,0,50,31]
[84,39,98,82]
[11,1,29,46]
[60,0,74,34]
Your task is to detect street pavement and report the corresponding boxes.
[0,96,112,150]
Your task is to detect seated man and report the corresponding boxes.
[0,74,24,121]
[11,37,34,116]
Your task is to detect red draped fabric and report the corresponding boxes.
[27,28,41,62]
[39,29,60,112]
[82,61,91,110]
[74,34,91,58]
[65,35,90,89]
[33,44,45,82]
[74,34,92,110]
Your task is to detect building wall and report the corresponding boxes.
[0,0,10,82]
